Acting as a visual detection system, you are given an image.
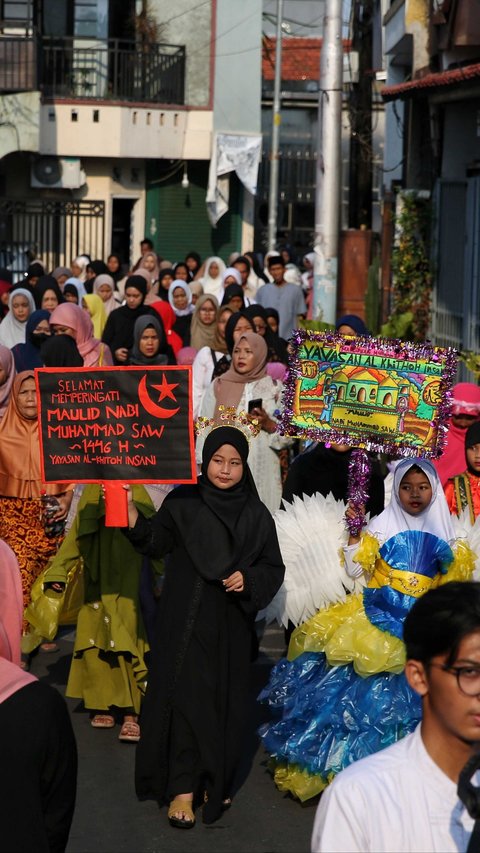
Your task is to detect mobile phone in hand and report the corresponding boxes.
[248,398,263,413]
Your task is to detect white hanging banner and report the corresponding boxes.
[206,133,262,226]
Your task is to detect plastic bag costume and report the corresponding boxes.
[259,459,475,801]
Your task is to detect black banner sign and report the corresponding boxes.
[36,366,196,484]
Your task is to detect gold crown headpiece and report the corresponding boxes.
[195,406,261,441]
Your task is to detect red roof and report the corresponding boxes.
[262,37,351,82]
[382,61,480,101]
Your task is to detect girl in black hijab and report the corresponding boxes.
[224,311,255,356]
[445,421,480,520]
[157,269,175,302]
[173,262,192,283]
[106,253,125,287]
[124,425,284,828]
[282,442,385,515]
[85,260,109,293]
[185,251,201,279]
[243,304,289,365]
[40,334,84,367]
[221,283,245,312]
[11,309,51,371]
[33,276,64,312]
[102,275,155,364]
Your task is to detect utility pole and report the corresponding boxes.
[313,0,343,323]
[267,0,284,253]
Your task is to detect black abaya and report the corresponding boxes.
[282,444,385,517]
[0,681,77,852]
[125,429,285,824]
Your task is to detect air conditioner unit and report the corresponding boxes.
[31,157,86,189]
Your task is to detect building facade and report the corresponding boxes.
[0,0,262,271]
[382,0,480,356]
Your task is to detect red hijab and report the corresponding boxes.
[151,301,183,356]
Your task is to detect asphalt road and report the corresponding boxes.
[30,624,315,853]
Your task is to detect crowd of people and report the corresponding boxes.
[1,241,480,852]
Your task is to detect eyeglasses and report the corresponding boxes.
[429,663,480,696]
[255,323,267,332]
[199,307,216,314]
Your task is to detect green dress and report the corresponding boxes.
[40,485,163,714]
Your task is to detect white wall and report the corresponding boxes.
[39,104,212,160]
[213,0,262,134]
[150,0,212,107]
[0,92,40,159]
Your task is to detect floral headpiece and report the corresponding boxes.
[195,406,261,441]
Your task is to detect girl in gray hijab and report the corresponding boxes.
[128,315,175,366]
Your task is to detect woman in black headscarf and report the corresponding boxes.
[11,309,51,371]
[157,268,175,302]
[282,442,385,515]
[33,276,65,313]
[85,260,109,293]
[221,283,245,313]
[243,305,289,365]
[124,426,284,828]
[185,251,201,279]
[102,275,155,364]
[224,311,255,356]
[445,421,480,520]
[40,334,84,367]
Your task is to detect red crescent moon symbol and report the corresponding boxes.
[138,374,180,419]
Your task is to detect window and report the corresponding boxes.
[74,0,108,39]
[2,0,32,21]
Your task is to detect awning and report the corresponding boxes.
[382,61,480,101]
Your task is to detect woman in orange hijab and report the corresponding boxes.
[0,372,74,633]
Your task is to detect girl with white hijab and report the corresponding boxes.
[70,255,89,282]
[0,289,35,348]
[259,458,470,803]
[199,257,226,299]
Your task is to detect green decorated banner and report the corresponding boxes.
[279,331,457,457]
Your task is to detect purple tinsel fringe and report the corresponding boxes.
[346,449,372,537]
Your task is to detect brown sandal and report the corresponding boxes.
[168,797,195,829]
[118,720,140,742]
[91,714,115,729]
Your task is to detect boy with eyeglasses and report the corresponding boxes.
[311,581,480,852]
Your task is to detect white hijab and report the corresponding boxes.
[368,458,455,544]
[72,255,89,282]
[168,280,194,317]
[200,256,226,297]
[0,288,36,348]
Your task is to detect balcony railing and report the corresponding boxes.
[0,30,185,105]
[41,37,185,104]
[0,33,37,92]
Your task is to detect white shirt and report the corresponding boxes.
[192,346,228,419]
[311,724,475,853]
